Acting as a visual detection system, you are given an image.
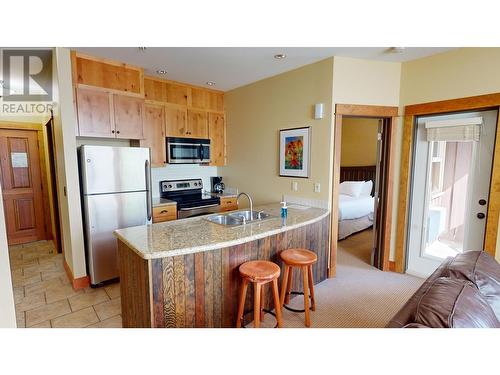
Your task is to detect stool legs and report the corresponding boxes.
[308,265,316,311]
[279,264,289,307]
[285,267,293,304]
[236,278,249,328]
[302,266,311,327]
[253,283,262,328]
[260,285,265,321]
[272,278,283,328]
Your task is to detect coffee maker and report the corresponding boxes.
[211,176,225,194]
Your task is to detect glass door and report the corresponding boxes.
[406,110,497,277]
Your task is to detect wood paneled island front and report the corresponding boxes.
[114,204,330,328]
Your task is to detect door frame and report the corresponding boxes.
[395,93,500,273]
[329,104,399,277]
[0,121,60,250]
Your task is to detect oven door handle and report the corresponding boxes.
[179,204,219,211]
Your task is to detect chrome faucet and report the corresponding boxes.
[237,192,254,220]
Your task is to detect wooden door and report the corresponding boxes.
[0,129,46,245]
[113,95,144,139]
[208,113,225,166]
[76,87,114,137]
[187,109,208,138]
[165,105,188,137]
[141,104,166,167]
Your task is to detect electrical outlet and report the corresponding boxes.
[291,181,298,192]
[314,183,321,193]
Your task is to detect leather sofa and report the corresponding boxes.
[387,250,500,328]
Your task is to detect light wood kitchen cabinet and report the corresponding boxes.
[141,104,166,166]
[191,87,224,112]
[209,113,225,166]
[76,87,144,139]
[165,105,188,137]
[113,95,144,139]
[152,204,177,223]
[187,109,208,138]
[219,196,238,212]
[76,87,114,138]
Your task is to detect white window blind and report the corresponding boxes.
[425,117,482,142]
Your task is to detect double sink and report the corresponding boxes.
[205,210,275,227]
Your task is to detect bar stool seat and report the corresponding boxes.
[236,260,283,328]
[279,248,317,327]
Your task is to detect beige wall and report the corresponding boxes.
[0,184,16,327]
[53,48,87,278]
[399,48,500,262]
[223,58,334,205]
[341,117,379,167]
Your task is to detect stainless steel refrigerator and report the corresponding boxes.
[79,145,152,286]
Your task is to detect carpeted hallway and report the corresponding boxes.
[260,230,423,328]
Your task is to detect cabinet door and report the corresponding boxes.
[113,95,144,140]
[187,109,208,138]
[165,105,188,137]
[209,113,225,166]
[141,104,166,166]
[76,87,114,137]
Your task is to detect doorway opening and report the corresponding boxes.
[337,117,380,266]
[330,104,398,277]
[406,109,497,277]
[0,120,61,251]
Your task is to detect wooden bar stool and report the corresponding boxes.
[236,260,283,328]
[279,248,317,327]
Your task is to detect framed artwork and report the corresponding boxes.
[279,126,311,178]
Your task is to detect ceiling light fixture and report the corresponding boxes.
[274,54,286,60]
[206,81,216,86]
[385,47,405,54]
[156,69,167,75]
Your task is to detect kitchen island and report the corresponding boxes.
[114,203,330,328]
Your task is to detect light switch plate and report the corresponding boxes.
[314,183,321,193]
[292,181,298,191]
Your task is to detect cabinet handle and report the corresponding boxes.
[111,130,115,134]
[116,130,120,134]
[160,210,168,214]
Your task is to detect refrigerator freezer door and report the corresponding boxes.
[80,145,150,194]
[84,191,149,285]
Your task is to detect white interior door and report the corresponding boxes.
[406,109,497,277]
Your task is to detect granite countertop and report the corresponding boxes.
[152,197,177,207]
[114,203,329,260]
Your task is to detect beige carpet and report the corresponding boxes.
[258,229,423,328]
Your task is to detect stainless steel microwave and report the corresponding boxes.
[166,137,211,164]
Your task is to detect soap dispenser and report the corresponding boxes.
[280,201,288,218]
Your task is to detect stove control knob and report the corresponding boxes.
[168,184,172,189]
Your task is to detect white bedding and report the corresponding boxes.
[338,194,374,221]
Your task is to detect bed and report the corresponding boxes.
[338,166,376,240]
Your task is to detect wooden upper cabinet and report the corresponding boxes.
[165,105,188,137]
[187,109,208,138]
[141,104,166,166]
[209,113,225,166]
[76,87,114,137]
[144,78,167,102]
[165,83,188,106]
[191,88,224,111]
[113,95,144,139]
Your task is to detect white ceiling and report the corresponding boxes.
[75,47,455,91]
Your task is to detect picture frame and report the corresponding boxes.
[279,126,311,178]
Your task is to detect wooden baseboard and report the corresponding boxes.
[389,261,396,272]
[63,258,90,290]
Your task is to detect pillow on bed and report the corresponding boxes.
[339,181,365,197]
[360,181,373,196]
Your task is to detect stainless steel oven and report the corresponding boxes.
[166,137,211,164]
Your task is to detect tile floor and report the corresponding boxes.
[9,240,122,328]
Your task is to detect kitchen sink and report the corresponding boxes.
[205,210,275,227]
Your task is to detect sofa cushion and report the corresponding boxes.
[442,250,500,320]
[414,277,500,328]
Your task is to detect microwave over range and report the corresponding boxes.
[166,137,211,164]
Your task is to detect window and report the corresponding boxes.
[429,141,446,198]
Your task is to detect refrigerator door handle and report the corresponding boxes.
[145,159,152,221]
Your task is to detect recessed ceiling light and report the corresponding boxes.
[156,69,167,75]
[206,81,216,86]
[385,47,405,54]
[138,47,147,51]
[274,54,286,60]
